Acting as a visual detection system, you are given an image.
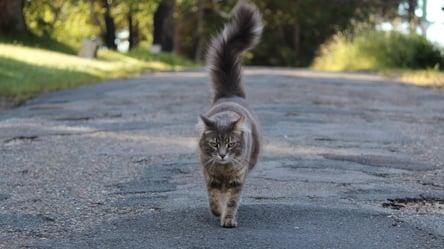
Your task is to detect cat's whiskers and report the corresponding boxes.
[204,157,216,167]
[230,157,246,166]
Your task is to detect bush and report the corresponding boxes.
[312,29,443,71]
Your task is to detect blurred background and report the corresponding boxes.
[0,0,443,105]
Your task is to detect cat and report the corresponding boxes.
[197,2,263,228]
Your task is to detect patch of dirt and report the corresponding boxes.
[4,136,39,145]
[382,197,444,215]
[418,169,444,188]
[0,97,22,110]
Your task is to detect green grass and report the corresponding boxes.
[312,30,444,87]
[0,32,77,55]
[126,47,197,68]
[382,69,444,88]
[0,41,195,106]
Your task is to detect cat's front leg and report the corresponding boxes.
[207,181,223,217]
[221,182,242,228]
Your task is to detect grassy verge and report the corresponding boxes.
[126,47,196,68]
[0,42,196,108]
[312,29,444,88]
[382,69,444,88]
[0,32,78,55]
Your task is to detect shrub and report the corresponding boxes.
[312,29,443,71]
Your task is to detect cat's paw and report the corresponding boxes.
[210,208,221,217]
[221,216,237,228]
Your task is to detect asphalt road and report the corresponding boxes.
[1,68,443,248]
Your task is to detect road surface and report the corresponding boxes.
[1,68,443,248]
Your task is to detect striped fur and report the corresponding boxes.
[198,2,262,228]
[206,2,263,102]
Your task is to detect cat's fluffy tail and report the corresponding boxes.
[206,2,263,102]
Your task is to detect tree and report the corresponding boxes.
[24,0,69,37]
[404,0,419,33]
[103,0,117,50]
[127,9,138,49]
[0,0,27,34]
[153,0,175,52]
[193,0,204,62]
[124,0,149,50]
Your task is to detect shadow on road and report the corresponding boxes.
[36,203,443,249]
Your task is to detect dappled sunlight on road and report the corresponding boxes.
[264,141,350,158]
[0,118,96,134]
[86,130,196,150]
[0,119,197,152]
[244,68,388,82]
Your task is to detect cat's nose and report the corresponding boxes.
[219,148,227,159]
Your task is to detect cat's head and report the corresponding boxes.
[198,114,249,165]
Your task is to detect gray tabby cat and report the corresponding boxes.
[197,2,263,228]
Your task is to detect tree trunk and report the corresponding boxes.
[153,0,175,52]
[407,0,418,33]
[194,0,204,62]
[293,22,301,59]
[103,0,117,50]
[128,11,139,50]
[89,0,105,35]
[153,2,164,46]
[162,0,175,52]
[0,0,27,34]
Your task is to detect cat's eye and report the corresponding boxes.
[227,142,236,148]
[209,141,218,148]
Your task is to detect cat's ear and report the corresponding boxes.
[200,115,216,129]
[233,116,251,133]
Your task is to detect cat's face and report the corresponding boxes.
[199,116,245,165]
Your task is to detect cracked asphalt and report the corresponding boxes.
[1,68,444,248]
